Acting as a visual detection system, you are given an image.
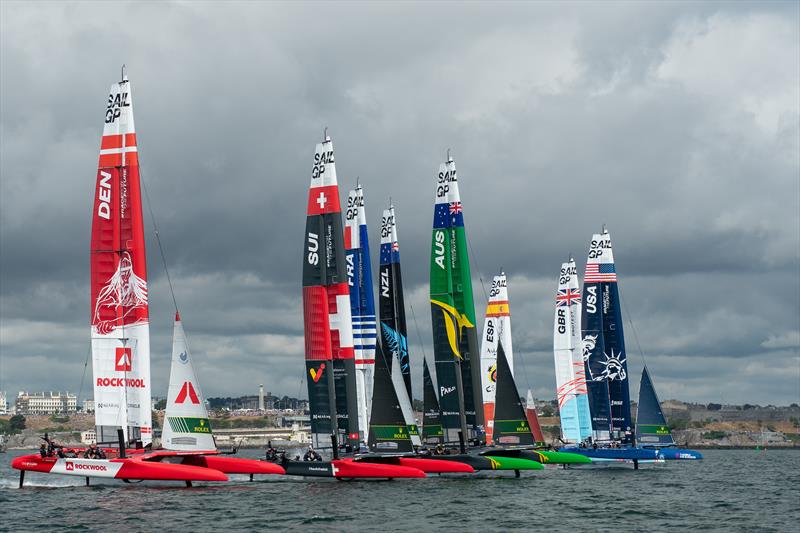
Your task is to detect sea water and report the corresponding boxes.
[0,449,797,531]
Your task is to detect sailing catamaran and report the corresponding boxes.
[552,258,593,443]
[560,230,659,465]
[298,133,424,479]
[344,185,376,442]
[13,72,228,485]
[429,153,483,447]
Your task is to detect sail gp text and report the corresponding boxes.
[96,377,146,388]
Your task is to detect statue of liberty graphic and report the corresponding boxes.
[94,251,148,334]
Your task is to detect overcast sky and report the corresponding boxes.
[1,1,798,406]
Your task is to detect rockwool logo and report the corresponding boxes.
[115,347,132,372]
[66,461,74,471]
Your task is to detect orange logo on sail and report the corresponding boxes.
[309,363,326,383]
[175,381,200,404]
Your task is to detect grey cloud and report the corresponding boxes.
[1,1,798,405]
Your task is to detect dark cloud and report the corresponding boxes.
[1,1,798,405]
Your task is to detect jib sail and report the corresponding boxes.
[302,134,359,450]
[90,72,152,446]
[635,366,675,447]
[162,313,215,451]
[491,341,534,446]
[367,340,414,452]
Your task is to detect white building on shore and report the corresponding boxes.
[15,391,77,415]
[0,391,8,415]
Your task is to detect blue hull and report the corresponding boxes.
[558,446,660,462]
[652,448,703,460]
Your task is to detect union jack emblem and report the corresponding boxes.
[392,241,399,252]
[556,288,581,307]
[449,202,462,214]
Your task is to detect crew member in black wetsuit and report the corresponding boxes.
[303,445,321,461]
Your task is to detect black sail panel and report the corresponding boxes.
[422,358,444,444]
[491,341,534,446]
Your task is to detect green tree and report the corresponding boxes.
[9,414,26,432]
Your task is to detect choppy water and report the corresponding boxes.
[1,449,798,532]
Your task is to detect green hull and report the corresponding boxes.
[482,456,544,471]
[533,450,592,465]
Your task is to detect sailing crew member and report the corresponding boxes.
[303,445,321,461]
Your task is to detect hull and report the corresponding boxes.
[353,455,475,474]
[653,448,703,460]
[282,459,426,479]
[481,447,592,465]
[173,455,286,475]
[11,454,228,482]
[559,446,660,463]
[432,453,542,471]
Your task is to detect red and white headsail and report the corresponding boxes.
[90,72,152,446]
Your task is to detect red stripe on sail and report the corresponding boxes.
[307,185,341,215]
[303,286,332,361]
[100,133,137,150]
[99,151,139,168]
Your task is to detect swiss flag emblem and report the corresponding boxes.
[115,347,132,372]
[175,381,200,404]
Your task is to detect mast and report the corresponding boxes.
[162,313,215,451]
[90,71,152,447]
[479,272,513,444]
[345,185,376,442]
[302,132,359,451]
[553,258,592,442]
[378,204,420,445]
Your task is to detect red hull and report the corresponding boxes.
[12,454,228,482]
[179,455,285,475]
[333,459,426,478]
[396,457,475,474]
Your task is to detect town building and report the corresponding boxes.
[83,399,95,413]
[0,391,8,415]
[81,430,97,444]
[15,391,77,415]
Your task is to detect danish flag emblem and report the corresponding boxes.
[115,347,132,372]
[175,381,200,404]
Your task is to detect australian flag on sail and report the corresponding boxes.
[556,288,581,307]
[584,263,617,283]
[433,203,450,229]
